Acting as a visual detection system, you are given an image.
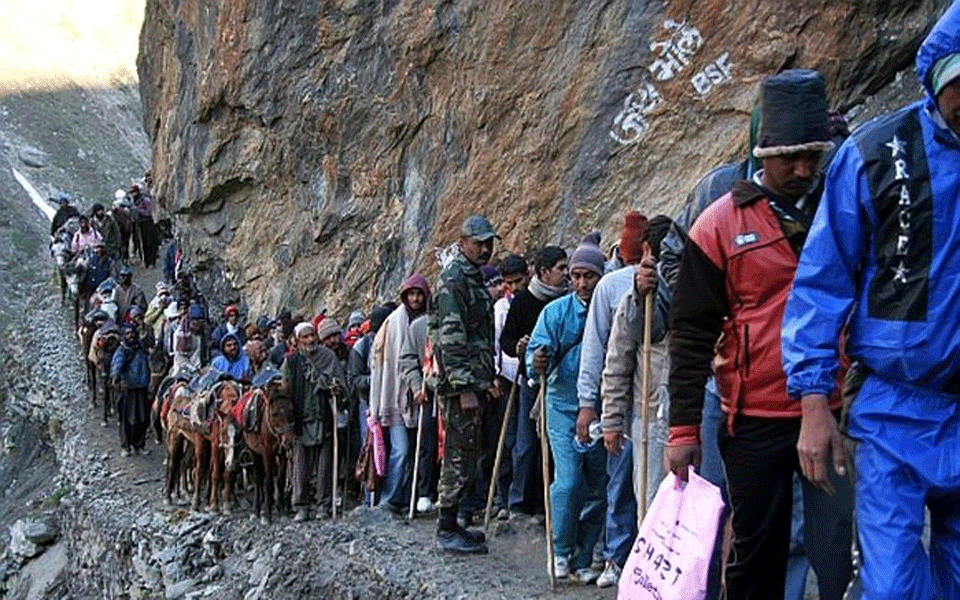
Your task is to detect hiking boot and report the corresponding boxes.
[571,567,600,585]
[495,507,509,521]
[137,447,150,457]
[416,497,434,513]
[120,447,130,458]
[100,420,108,428]
[293,509,309,522]
[552,555,570,579]
[437,529,488,554]
[596,561,621,588]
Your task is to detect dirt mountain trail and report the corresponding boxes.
[2,167,615,597]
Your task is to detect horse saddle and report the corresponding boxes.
[231,389,260,432]
[252,367,281,389]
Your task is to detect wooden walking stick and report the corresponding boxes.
[484,374,519,529]
[639,292,654,519]
[538,374,556,589]
[408,385,426,520]
[330,390,340,519]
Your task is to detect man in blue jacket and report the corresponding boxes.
[211,333,251,381]
[111,324,151,457]
[528,234,607,584]
[782,4,960,598]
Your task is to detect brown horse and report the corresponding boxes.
[162,380,196,506]
[163,378,242,512]
[239,382,296,524]
[84,319,120,424]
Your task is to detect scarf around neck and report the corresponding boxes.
[528,275,569,303]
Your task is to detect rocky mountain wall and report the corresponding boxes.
[138,0,947,317]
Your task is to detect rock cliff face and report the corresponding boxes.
[138,0,946,316]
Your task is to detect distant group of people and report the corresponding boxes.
[50,7,960,598]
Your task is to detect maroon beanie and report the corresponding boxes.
[619,211,649,265]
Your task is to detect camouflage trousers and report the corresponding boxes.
[437,392,485,511]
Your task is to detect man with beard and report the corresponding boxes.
[211,333,251,381]
[499,246,569,521]
[111,324,151,456]
[370,274,431,513]
[429,215,498,554]
[282,321,346,522]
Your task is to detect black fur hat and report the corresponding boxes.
[753,69,834,159]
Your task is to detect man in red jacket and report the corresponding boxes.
[665,70,852,600]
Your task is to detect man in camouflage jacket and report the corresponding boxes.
[428,215,498,554]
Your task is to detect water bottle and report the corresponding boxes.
[572,420,603,453]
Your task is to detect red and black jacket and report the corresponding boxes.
[667,180,842,445]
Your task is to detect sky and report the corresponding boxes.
[0,0,145,91]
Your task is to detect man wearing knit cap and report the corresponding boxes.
[668,69,852,599]
[481,264,505,301]
[429,215,498,554]
[282,321,346,521]
[783,5,960,597]
[370,274,431,513]
[316,317,342,350]
[344,310,366,348]
[576,211,657,584]
[606,210,647,273]
[527,233,605,583]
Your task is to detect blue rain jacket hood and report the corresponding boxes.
[916,1,960,101]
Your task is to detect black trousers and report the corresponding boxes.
[719,415,852,600]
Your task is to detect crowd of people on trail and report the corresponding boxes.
[45,7,960,598]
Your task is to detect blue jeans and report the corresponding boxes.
[508,381,541,513]
[603,436,637,567]
[547,407,607,570]
[379,422,413,511]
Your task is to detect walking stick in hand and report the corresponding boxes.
[539,374,556,589]
[330,389,340,520]
[408,385,426,520]
[640,292,653,519]
[484,374,519,529]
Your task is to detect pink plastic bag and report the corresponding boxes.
[367,415,387,477]
[618,468,725,600]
